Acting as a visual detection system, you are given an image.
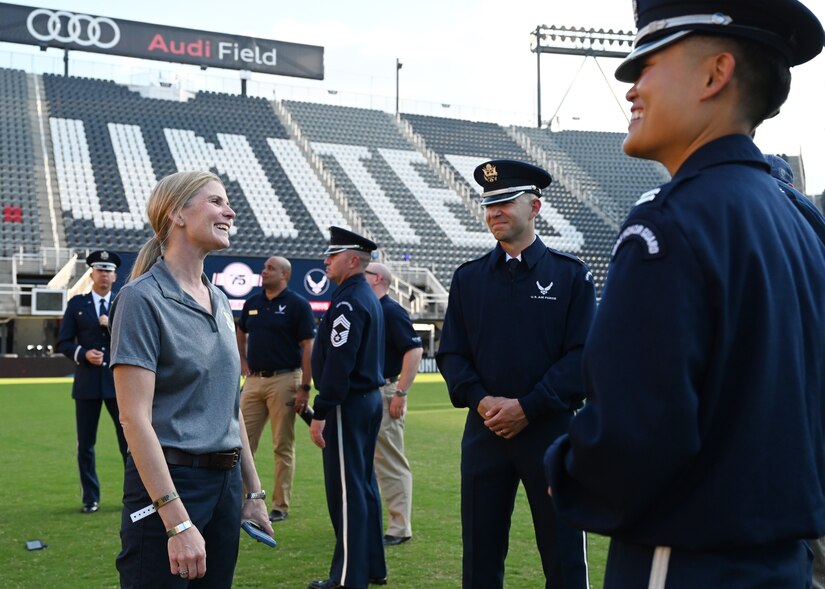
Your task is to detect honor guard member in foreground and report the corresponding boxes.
[545,2,825,588]
[236,256,316,523]
[57,249,128,513]
[308,227,387,589]
[437,160,596,589]
[365,262,424,546]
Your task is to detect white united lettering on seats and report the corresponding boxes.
[109,123,158,228]
[446,154,584,253]
[165,129,297,238]
[267,138,349,234]
[378,148,491,248]
[50,118,152,229]
[312,143,419,244]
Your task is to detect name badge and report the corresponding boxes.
[249,310,258,316]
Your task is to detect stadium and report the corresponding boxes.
[2,1,824,587]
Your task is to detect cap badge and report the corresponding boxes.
[482,163,498,183]
[100,251,109,260]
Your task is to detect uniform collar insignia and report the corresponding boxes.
[635,187,661,205]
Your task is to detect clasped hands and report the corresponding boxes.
[477,395,528,439]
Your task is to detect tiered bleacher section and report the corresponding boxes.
[6,68,816,300]
[403,114,618,289]
[0,69,40,256]
[521,128,670,223]
[284,101,497,286]
[42,74,336,258]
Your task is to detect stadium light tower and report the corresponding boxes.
[396,58,403,116]
[531,25,634,128]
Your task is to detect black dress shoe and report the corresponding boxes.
[383,534,411,546]
[307,579,343,589]
[269,509,288,522]
[81,502,99,513]
[369,578,388,585]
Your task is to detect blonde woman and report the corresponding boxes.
[111,171,272,588]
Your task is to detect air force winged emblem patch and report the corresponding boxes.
[330,314,351,348]
[536,281,553,295]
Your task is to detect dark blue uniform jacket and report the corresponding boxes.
[437,236,596,421]
[311,273,384,420]
[546,135,825,549]
[775,180,825,245]
[57,292,115,400]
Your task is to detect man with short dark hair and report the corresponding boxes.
[438,160,596,589]
[308,227,387,589]
[545,2,825,587]
[236,255,315,523]
[57,250,128,513]
[365,262,423,547]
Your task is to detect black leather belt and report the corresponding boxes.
[385,376,399,385]
[163,447,240,470]
[250,368,298,378]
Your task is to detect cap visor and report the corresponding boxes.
[615,30,693,82]
[481,191,529,206]
[91,263,117,271]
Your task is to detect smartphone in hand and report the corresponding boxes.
[241,520,276,548]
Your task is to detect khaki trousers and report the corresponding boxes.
[240,370,301,513]
[813,535,825,589]
[374,381,413,537]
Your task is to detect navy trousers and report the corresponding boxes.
[117,455,242,589]
[75,397,128,505]
[322,390,387,589]
[605,538,813,589]
[461,411,587,589]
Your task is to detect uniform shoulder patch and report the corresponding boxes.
[612,221,665,260]
[330,314,351,348]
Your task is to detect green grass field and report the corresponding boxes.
[0,376,607,588]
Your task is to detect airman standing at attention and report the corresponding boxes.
[438,160,596,589]
[57,250,128,514]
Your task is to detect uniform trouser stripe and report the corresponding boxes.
[648,546,671,589]
[582,531,591,588]
[336,406,350,585]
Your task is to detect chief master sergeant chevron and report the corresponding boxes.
[544,1,825,587]
[437,160,596,589]
[308,226,387,589]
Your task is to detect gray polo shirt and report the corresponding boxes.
[110,258,241,454]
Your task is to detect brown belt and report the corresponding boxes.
[163,447,240,470]
[250,368,297,378]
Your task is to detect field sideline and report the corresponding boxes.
[0,376,607,588]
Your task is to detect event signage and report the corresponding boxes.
[0,3,324,78]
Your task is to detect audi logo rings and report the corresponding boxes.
[27,9,120,49]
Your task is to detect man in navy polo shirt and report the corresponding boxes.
[236,256,315,523]
[365,261,423,547]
